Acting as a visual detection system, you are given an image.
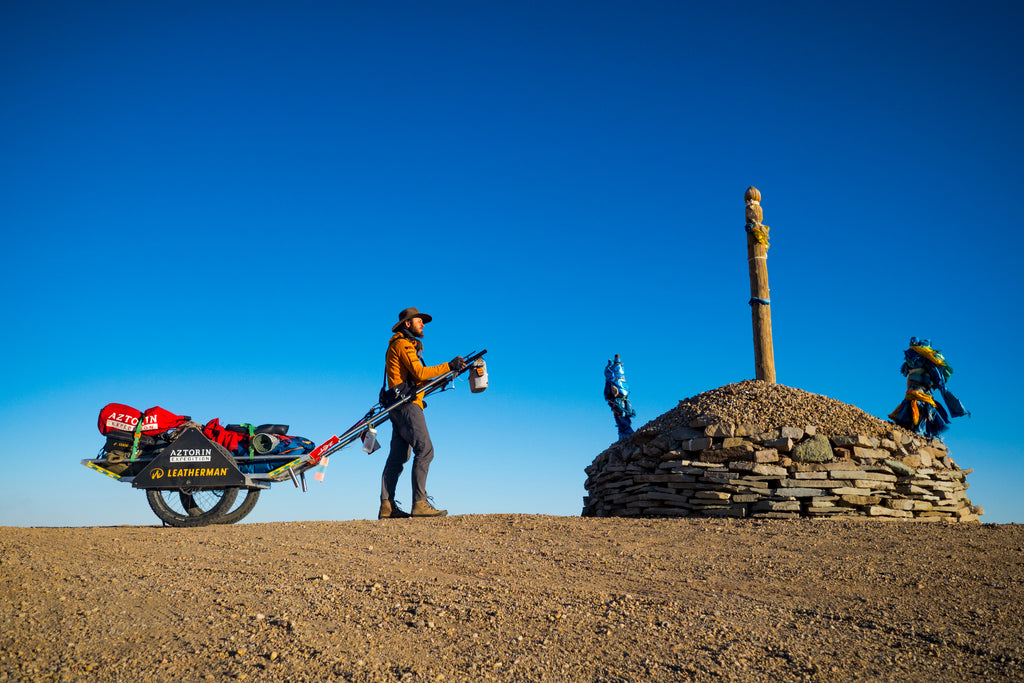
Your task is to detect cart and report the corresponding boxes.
[81,350,487,526]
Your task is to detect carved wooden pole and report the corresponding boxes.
[745,186,776,383]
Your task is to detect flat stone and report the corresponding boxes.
[693,491,731,500]
[668,426,705,441]
[704,423,736,438]
[792,462,829,472]
[718,443,756,461]
[840,494,881,506]
[799,479,845,489]
[733,423,764,437]
[732,494,761,503]
[773,487,825,498]
[833,434,881,448]
[680,437,713,451]
[868,506,911,518]
[754,449,779,463]
[701,471,744,485]
[884,459,916,476]
[640,492,691,505]
[792,471,828,479]
[752,464,788,477]
[688,461,728,469]
[731,479,769,490]
[765,437,793,453]
[853,480,895,491]
[634,474,696,484]
[829,470,897,482]
[855,447,892,461]
[697,449,732,464]
[779,426,805,440]
[903,454,925,468]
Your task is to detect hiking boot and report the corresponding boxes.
[411,499,448,517]
[378,500,411,520]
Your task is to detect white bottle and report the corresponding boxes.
[361,426,380,454]
[469,359,488,393]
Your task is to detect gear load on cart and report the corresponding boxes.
[81,350,487,527]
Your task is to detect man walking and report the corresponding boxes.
[379,307,465,519]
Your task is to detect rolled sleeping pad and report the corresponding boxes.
[252,433,281,454]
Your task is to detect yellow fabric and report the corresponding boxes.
[385,332,452,409]
[909,345,947,368]
[889,389,938,426]
[747,223,770,249]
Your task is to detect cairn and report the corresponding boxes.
[582,380,981,522]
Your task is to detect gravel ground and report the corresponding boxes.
[2,515,1023,682]
[636,380,918,440]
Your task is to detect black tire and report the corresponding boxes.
[146,487,239,527]
[214,488,262,525]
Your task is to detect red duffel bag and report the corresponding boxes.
[97,403,189,436]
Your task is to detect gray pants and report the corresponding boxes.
[380,404,434,504]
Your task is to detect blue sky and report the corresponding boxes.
[2,0,1022,526]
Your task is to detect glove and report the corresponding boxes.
[449,356,466,373]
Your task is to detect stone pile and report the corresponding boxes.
[582,381,982,522]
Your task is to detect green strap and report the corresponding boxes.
[242,423,256,459]
[129,415,145,462]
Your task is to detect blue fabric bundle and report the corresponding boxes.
[889,338,969,437]
[604,357,636,440]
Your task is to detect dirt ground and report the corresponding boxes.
[2,515,1022,682]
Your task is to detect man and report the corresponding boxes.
[379,307,465,519]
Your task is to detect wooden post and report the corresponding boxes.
[745,186,776,383]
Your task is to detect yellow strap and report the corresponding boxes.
[889,390,938,427]
[907,390,937,427]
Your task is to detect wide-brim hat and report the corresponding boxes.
[392,307,433,332]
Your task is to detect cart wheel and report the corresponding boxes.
[146,487,239,527]
[214,488,262,525]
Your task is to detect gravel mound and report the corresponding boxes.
[635,379,912,440]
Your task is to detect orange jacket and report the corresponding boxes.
[385,332,452,409]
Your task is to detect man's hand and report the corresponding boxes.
[449,356,466,372]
